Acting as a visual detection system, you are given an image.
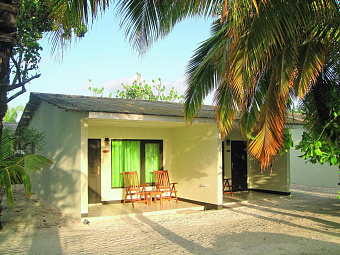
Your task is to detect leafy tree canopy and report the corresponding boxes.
[296,58,340,167]
[89,73,184,103]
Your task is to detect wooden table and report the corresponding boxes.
[145,190,164,205]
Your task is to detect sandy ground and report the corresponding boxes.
[0,184,339,254]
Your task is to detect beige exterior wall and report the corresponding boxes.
[224,129,290,193]
[171,124,223,205]
[248,153,290,193]
[290,125,339,188]
[29,101,88,218]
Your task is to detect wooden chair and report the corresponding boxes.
[154,170,178,203]
[123,171,147,207]
[223,177,233,197]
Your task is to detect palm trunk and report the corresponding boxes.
[0,189,3,230]
[0,0,19,231]
[0,0,19,139]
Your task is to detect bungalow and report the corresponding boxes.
[17,92,293,218]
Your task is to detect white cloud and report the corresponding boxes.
[101,75,138,91]
[166,77,187,95]
[165,76,214,105]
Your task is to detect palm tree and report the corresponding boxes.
[49,0,340,168]
[0,129,52,230]
[3,105,24,123]
[114,0,340,168]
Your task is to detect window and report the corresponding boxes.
[111,140,163,188]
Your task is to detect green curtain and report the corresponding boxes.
[145,143,160,183]
[112,140,141,188]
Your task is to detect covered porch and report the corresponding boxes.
[81,112,224,218]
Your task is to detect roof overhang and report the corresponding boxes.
[89,112,216,125]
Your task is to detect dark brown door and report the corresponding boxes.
[88,139,101,204]
[231,141,248,192]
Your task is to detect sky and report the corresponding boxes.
[9,9,214,109]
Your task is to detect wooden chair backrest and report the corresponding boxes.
[154,170,171,189]
[123,171,140,191]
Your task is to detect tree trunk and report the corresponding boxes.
[0,0,19,140]
[0,0,19,231]
[0,190,3,230]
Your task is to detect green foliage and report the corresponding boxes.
[3,106,24,123]
[88,79,105,97]
[116,73,184,103]
[278,128,294,155]
[15,128,46,155]
[0,129,52,208]
[9,0,53,101]
[296,66,340,167]
[8,0,88,103]
[296,132,340,166]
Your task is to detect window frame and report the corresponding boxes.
[111,139,163,188]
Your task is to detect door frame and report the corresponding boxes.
[231,140,248,192]
[88,139,102,204]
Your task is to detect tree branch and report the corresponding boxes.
[6,73,41,93]
[7,87,26,102]
[10,55,21,86]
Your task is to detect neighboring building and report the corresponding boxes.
[290,124,339,188]
[3,122,18,132]
[18,92,292,218]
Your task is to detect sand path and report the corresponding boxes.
[0,184,339,254]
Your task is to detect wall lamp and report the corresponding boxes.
[104,138,110,146]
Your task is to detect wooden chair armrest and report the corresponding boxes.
[170,182,178,187]
[140,184,150,192]
[170,183,178,190]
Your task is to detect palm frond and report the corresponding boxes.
[0,129,15,163]
[0,130,53,208]
[6,165,32,198]
[294,41,328,98]
[239,75,267,140]
[214,79,240,138]
[3,105,24,123]
[184,21,229,122]
[246,47,296,168]
[2,168,14,208]
[247,79,287,168]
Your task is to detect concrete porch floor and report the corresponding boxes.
[85,199,205,220]
[84,191,285,221]
[223,190,287,204]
